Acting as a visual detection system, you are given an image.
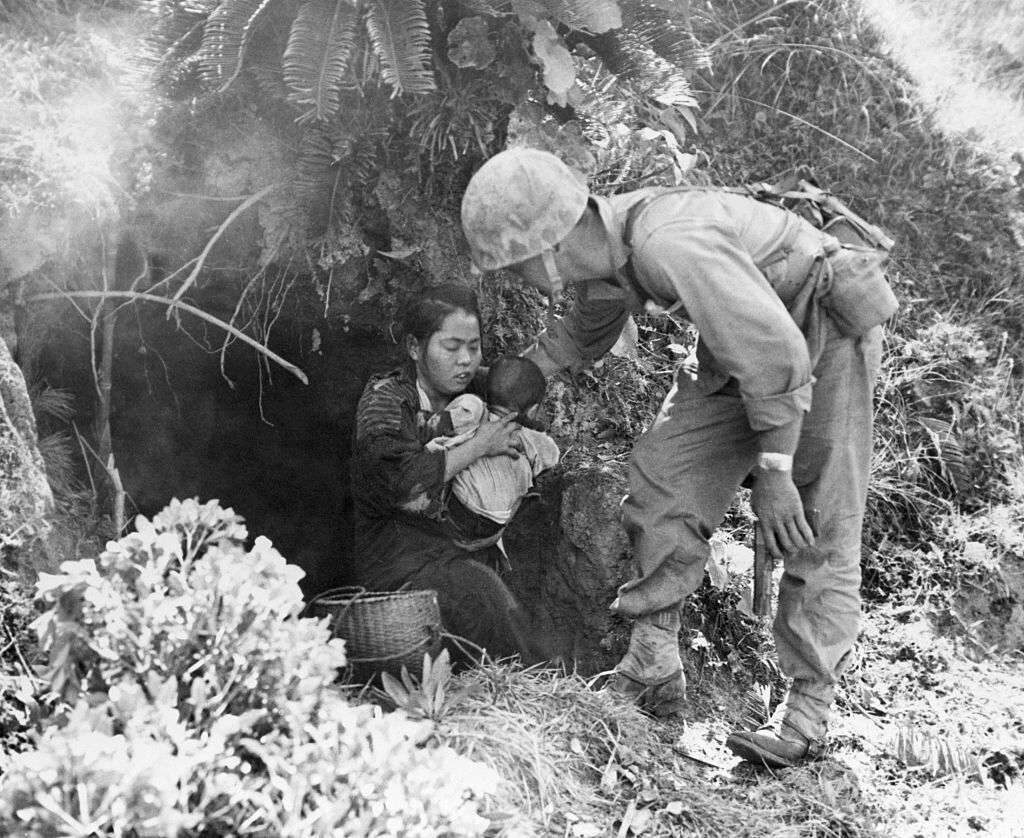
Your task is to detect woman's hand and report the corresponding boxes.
[442,414,521,481]
[473,413,522,458]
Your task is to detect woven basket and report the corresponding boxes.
[305,586,443,680]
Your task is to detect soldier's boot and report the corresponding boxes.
[726,680,831,768]
[607,606,686,718]
[608,670,687,717]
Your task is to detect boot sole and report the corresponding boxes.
[724,732,802,769]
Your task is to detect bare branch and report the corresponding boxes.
[26,290,309,385]
[72,423,99,502]
[168,184,281,308]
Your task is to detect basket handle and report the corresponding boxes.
[440,630,490,663]
[300,585,367,630]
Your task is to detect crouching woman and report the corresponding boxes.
[350,283,551,664]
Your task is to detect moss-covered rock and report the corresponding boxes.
[0,336,52,557]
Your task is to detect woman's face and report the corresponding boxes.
[409,309,482,402]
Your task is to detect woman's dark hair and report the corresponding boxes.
[401,283,480,343]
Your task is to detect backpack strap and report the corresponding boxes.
[743,178,895,251]
[613,177,896,318]
[615,188,697,316]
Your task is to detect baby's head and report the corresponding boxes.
[486,357,546,423]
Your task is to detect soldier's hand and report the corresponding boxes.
[750,470,815,560]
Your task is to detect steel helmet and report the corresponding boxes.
[461,147,589,271]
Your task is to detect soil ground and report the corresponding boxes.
[673,601,1024,837]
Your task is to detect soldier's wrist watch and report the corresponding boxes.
[756,452,793,472]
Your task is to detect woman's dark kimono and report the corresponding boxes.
[351,364,548,662]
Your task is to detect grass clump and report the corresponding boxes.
[436,661,840,837]
[0,570,39,765]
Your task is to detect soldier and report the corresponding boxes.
[460,148,895,767]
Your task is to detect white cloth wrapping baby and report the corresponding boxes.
[427,393,560,524]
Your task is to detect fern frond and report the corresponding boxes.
[606,37,695,110]
[572,56,632,130]
[620,2,710,72]
[295,126,354,236]
[149,1,213,57]
[145,1,213,88]
[892,725,983,780]
[737,682,772,730]
[457,0,505,14]
[365,0,436,96]
[38,432,79,500]
[295,125,341,196]
[918,416,967,491]
[284,0,360,123]
[549,0,622,34]
[198,0,276,91]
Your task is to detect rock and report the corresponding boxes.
[505,463,634,672]
[0,336,53,557]
[548,464,633,668]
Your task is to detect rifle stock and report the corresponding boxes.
[752,509,820,618]
[753,523,772,617]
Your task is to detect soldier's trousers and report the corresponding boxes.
[616,319,883,692]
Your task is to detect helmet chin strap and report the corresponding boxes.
[541,248,564,307]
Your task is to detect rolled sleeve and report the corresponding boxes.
[634,214,813,431]
[742,382,813,431]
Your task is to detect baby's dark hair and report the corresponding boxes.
[486,356,546,417]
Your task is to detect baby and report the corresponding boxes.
[430,356,560,541]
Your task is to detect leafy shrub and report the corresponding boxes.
[0,682,498,837]
[0,698,196,837]
[863,502,1024,608]
[0,572,41,765]
[867,317,1022,547]
[682,537,783,690]
[30,498,332,712]
[0,499,497,837]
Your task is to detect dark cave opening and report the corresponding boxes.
[31,291,404,599]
